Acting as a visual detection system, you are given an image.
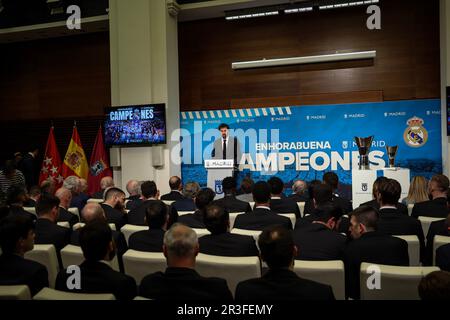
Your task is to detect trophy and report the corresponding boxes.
[386,145,398,168]
[354,136,374,170]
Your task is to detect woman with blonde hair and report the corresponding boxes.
[402,176,429,205]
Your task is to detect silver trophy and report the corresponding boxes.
[354,136,374,170]
[386,145,398,168]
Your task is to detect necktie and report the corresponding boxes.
[223,139,227,159]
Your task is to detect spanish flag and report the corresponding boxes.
[62,126,89,180]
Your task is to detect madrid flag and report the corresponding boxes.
[39,127,64,189]
[62,126,89,180]
[88,126,112,195]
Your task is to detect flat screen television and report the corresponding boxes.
[104,104,166,146]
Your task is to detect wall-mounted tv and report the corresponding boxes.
[104,104,166,146]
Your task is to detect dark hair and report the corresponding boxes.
[104,187,125,200]
[351,205,379,231]
[141,181,157,198]
[268,177,284,195]
[313,203,344,223]
[3,160,17,176]
[373,176,389,198]
[204,205,229,235]
[323,172,339,190]
[307,180,322,200]
[28,186,42,198]
[195,188,216,210]
[313,183,333,205]
[6,186,27,206]
[0,215,35,255]
[36,194,60,216]
[378,178,401,205]
[431,174,450,192]
[79,221,112,261]
[169,176,181,190]
[222,177,237,193]
[252,181,271,204]
[418,271,450,300]
[218,123,230,130]
[258,225,294,269]
[240,177,254,194]
[145,201,168,229]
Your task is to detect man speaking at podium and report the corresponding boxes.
[211,123,242,175]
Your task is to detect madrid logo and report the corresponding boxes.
[403,116,428,148]
[215,180,223,194]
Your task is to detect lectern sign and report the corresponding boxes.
[204,159,234,169]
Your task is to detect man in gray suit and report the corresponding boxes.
[211,124,242,172]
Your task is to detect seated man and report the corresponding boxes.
[425,213,450,265]
[178,188,215,228]
[24,185,41,207]
[412,174,450,218]
[160,176,185,201]
[236,177,254,203]
[436,243,450,272]
[213,177,251,213]
[6,186,36,222]
[71,178,89,212]
[268,177,301,218]
[344,206,409,300]
[129,200,168,252]
[235,225,335,301]
[91,176,114,199]
[139,223,233,301]
[56,221,137,300]
[199,205,258,257]
[125,180,141,210]
[323,172,353,214]
[55,187,79,227]
[172,182,200,212]
[127,181,159,225]
[288,180,308,203]
[418,271,450,300]
[234,181,292,230]
[0,215,49,296]
[295,183,334,228]
[302,180,323,216]
[293,203,346,261]
[100,187,127,230]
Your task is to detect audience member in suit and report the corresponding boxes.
[40,179,55,196]
[199,205,258,256]
[34,194,71,268]
[376,178,425,262]
[63,176,84,213]
[55,187,79,227]
[418,271,450,300]
[172,181,200,212]
[6,187,36,222]
[139,223,233,301]
[100,187,127,230]
[178,188,215,228]
[91,176,115,199]
[236,177,254,202]
[128,181,159,225]
[344,206,409,300]
[161,176,185,201]
[424,214,450,265]
[360,176,409,215]
[303,180,323,216]
[0,215,49,296]
[293,203,346,261]
[129,200,168,252]
[71,178,90,211]
[56,221,137,300]
[125,179,142,210]
[21,147,39,189]
[71,202,128,272]
[288,180,309,203]
[268,176,301,218]
[323,172,353,214]
[213,176,251,213]
[436,244,450,272]
[235,225,335,301]
[295,183,334,228]
[412,174,450,218]
[234,181,292,230]
[24,185,41,207]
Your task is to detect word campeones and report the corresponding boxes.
[109,109,154,121]
[239,151,386,171]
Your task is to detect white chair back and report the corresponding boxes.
[0,285,31,300]
[33,287,115,300]
[178,211,195,216]
[120,224,148,244]
[195,253,261,297]
[122,250,166,284]
[60,244,119,272]
[297,202,305,217]
[393,235,420,266]
[162,200,175,206]
[23,207,36,216]
[229,212,244,229]
[192,228,211,238]
[57,221,70,228]
[418,216,445,240]
[360,263,439,300]
[68,207,80,218]
[407,204,414,216]
[294,260,345,300]
[231,228,262,241]
[87,199,103,204]
[73,222,116,231]
[433,235,450,265]
[24,244,59,288]
[249,202,255,210]
[278,213,296,228]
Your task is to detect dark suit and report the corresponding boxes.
[128,228,164,252]
[161,191,184,201]
[293,223,347,261]
[213,195,251,213]
[55,260,137,300]
[235,268,335,301]
[24,198,37,207]
[333,194,353,214]
[233,207,292,230]
[100,204,127,230]
[71,193,89,213]
[288,193,309,203]
[411,197,449,218]
[424,219,449,265]
[127,200,178,227]
[35,218,71,268]
[199,232,259,257]
[270,197,301,218]
[360,199,409,216]
[172,198,196,212]
[57,207,79,227]
[8,205,36,222]
[178,211,205,228]
[436,243,450,272]
[91,190,105,200]
[377,207,425,262]
[21,153,38,189]
[344,232,409,299]
[0,254,49,296]
[139,267,233,301]
[126,196,142,211]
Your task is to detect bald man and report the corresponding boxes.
[139,224,233,301]
[126,180,142,210]
[160,176,184,201]
[92,176,114,199]
[288,180,308,203]
[70,202,128,272]
[55,187,79,227]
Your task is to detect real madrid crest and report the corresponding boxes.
[403,116,428,148]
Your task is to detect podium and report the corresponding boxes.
[205,159,234,199]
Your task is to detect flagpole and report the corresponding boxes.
[74,120,77,128]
